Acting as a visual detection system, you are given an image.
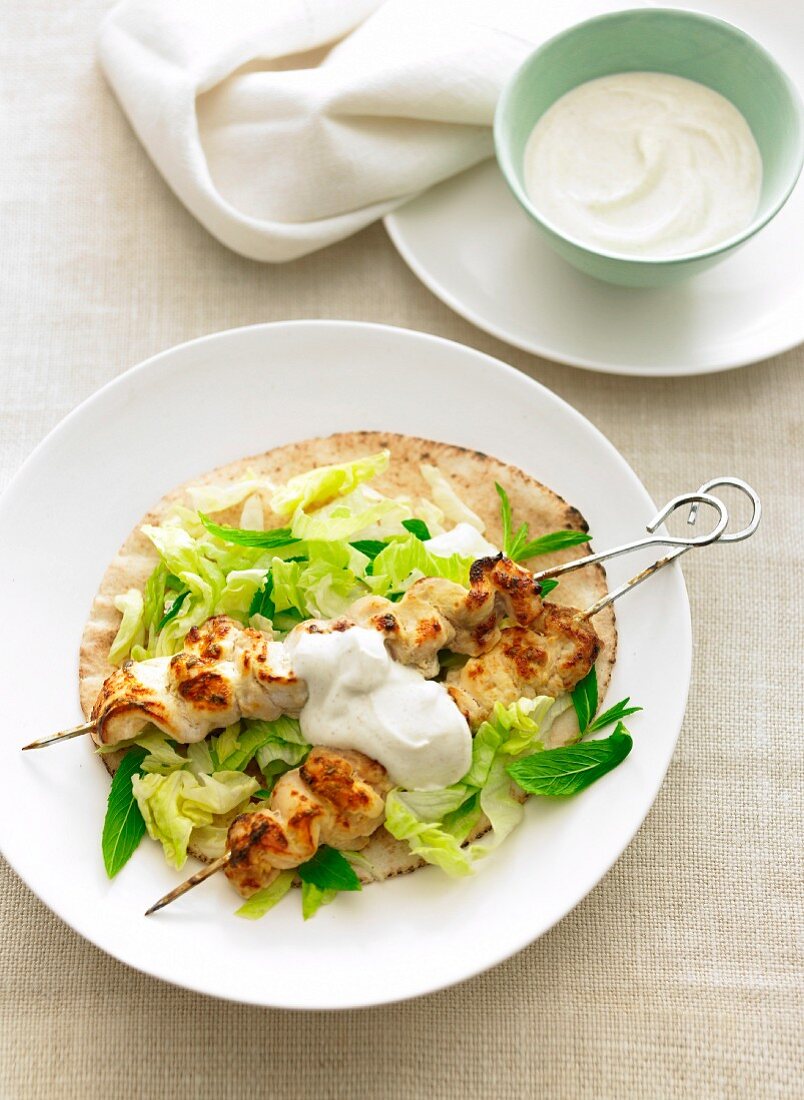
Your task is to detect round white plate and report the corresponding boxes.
[0,321,690,1008]
[385,0,804,376]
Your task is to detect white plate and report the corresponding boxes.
[0,321,690,1008]
[385,0,804,376]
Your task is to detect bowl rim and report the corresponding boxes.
[493,6,804,268]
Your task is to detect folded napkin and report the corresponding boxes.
[99,0,551,261]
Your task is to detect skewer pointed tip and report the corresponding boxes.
[21,720,95,751]
[144,853,231,917]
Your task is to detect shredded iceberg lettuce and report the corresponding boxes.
[271,451,390,517]
[238,493,265,531]
[384,695,566,875]
[236,871,295,920]
[289,491,403,543]
[420,464,485,531]
[187,472,276,516]
[215,716,310,781]
[270,541,368,619]
[108,589,145,666]
[367,535,473,597]
[131,769,258,868]
[301,882,338,919]
[107,453,491,664]
[253,717,311,785]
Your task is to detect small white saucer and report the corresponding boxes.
[385,0,804,377]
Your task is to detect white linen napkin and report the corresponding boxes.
[99,0,550,261]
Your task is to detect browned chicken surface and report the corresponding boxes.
[350,554,546,676]
[91,556,549,745]
[446,603,601,728]
[224,748,391,897]
[92,616,307,746]
[92,555,600,753]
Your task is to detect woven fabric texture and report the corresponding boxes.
[0,4,801,1098]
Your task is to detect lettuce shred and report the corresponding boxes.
[384,696,570,875]
[108,454,488,664]
[271,451,390,517]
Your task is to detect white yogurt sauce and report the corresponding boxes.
[287,626,472,790]
[523,72,762,258]
[425,522,498,560]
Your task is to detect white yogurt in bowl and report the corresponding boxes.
[523,72,762,259]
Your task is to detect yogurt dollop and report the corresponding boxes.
[523,72,762,259]
[425,522,498,560]
[288,626,471,790]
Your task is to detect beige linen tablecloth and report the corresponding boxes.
[1,4,801,1098]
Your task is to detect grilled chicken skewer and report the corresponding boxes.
[24,484,743,752]
[22,556,546,751]
[145,748,391,914]
[143,563,637,916]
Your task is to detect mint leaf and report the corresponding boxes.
[297,846,361,893]
[589,698,642,732]
[506,725,633,797]
[495,483,591,563]
[350,539,387,560]
[248,572,275,619]
[198,513,298,549]
[101,748,147,878]
[402,518,431,541]
[157,588,190,630]
[538,578,559,597]
[513,530,591,561]
[495,483,514,555]
[571,665,598,734]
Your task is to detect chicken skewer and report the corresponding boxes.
[21,556,553,752]
[22,487,736,753]
[146,748,391,915]
[142,510,735,917]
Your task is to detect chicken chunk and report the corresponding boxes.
[446,603,601,728]
[350,554,546,676]
[224,748,390,897]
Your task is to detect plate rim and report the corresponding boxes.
[384,198,804,377]
[0,319,692,1007]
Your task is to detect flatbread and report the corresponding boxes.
[80,431,616,881]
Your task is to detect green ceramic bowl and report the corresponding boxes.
[494,8,804,287]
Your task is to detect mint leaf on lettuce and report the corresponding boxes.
[350,539,387,560]
[506,725,633,798]
[248,573,275,619]
[198,514,299,549]
[401,518,431,541]
[157,588,190,631]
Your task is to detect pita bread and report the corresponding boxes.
[80,432,616,881]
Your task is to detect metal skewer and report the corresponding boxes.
[578,477,761,619]
[144,853,231,916]
[533,489,729,583]
[144,485,761,917]
[21,481,760,755]
[21,720,96,752]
